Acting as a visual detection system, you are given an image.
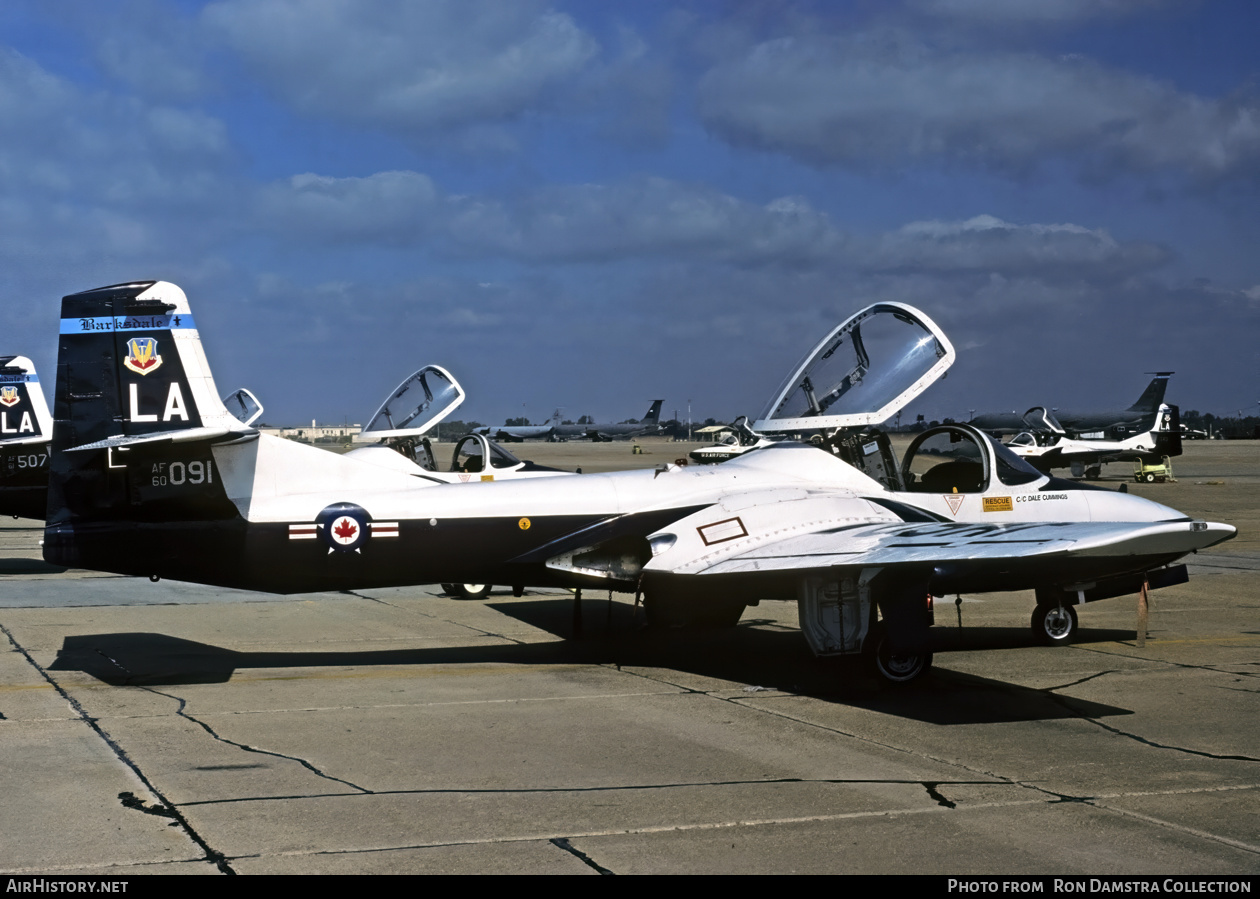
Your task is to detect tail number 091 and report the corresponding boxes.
[150,460,213,487]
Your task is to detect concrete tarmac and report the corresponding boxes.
[1,439,1257,875]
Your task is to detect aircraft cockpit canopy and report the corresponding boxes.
[1009,430,1058,448]
[902,424,1044,494]
[754,302,955,433]
[1023,406,1064,434]
[222,388,263,427]
[361,365,466,440]
[451,435,522,473]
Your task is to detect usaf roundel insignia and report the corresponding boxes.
[316,502,371,553]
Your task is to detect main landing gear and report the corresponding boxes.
[1031,602,1078,645]
[441,583,491,599]
[867,623,933,684]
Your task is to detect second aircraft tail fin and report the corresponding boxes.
[1126,372,1174,413]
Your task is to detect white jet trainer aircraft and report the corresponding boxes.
[44,282,1234,682]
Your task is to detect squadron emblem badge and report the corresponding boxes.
[124,337,163,375]
[0,386,19,407]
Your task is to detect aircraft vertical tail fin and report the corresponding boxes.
[1153,403,1182,457]
[0,356,53,519]
[0,356,52,445]
[47,280,249,530]
[1126,372,1173,413]
[643,399,664,425]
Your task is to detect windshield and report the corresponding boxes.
[755,303,953,432]
[987,434,1045,486]
[901,425,1044,493]
[362,365,465,439]
[903,427,988,493]
[489,442,521,469]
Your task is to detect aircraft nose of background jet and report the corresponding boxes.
[1084,488,1190,523]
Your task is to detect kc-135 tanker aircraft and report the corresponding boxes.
[43,282,1234,682]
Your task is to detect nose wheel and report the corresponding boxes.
[1032,603,1078,645]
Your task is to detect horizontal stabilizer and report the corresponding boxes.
[67,426,257,453]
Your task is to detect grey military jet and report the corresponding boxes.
[551,400,665,441]
[969,373,1174,438]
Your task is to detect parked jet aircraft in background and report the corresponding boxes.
[476,414,559,442]
[969,373,1174,438]
[553,400,664,441]
[346,364,574,484]
[1005,403,1182,479]
[42,283,1233,683]
[0,356,52,519]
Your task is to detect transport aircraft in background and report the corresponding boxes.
[969,373,1175,439]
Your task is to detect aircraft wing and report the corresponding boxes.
[649,517,1234,577]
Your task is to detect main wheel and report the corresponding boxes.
[869,627,932,684]
[458,584,491,599]
[1085,465,1101,480]
[1031,603,1078,645]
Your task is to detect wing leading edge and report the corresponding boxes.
[651,517,1235,577]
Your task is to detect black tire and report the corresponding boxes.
[1144,472,1156,483]
[440,583,458,595]
[869,626,932,684]
[1031,603,1078,645]
[1085,466,1101,480]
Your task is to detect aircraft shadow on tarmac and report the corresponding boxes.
[0,558,67,574]
[47,597,1135,726]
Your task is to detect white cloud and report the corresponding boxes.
[91,0,209,101]
[444,178,843,264]
[861,214,1169,278]
[257,171,442,244]
[697,31,1260,178]
[910,0,1166,27]
[0,46,240,278]
[203,0,599,137]
[257,171,846,264]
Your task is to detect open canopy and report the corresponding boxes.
[754,302,954,433]
[361,365,466,439]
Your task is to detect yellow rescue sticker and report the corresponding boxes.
[518,517,531,530]
[983,496,1013,512]
[481,474,494,482]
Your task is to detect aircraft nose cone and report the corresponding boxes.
[1084,489,1184,523]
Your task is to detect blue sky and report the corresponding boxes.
[3,0,1257,426]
